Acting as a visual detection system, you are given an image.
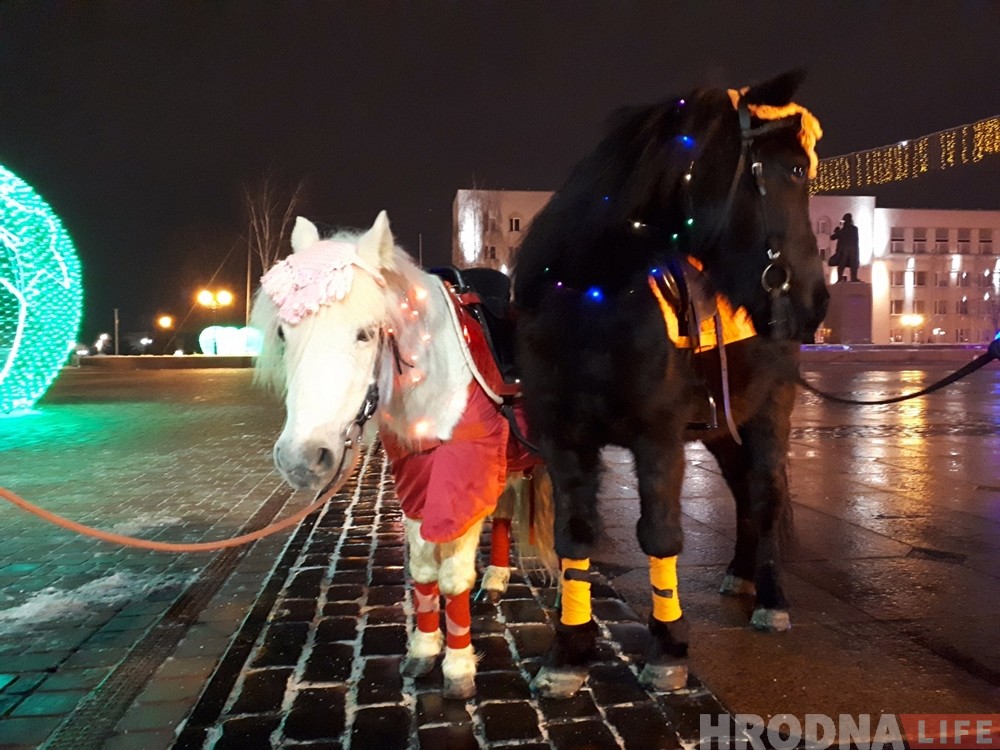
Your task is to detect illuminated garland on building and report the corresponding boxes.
[0,165,83,413]
[811,114,1000,194]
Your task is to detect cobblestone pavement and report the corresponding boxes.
[2,362,1000,749]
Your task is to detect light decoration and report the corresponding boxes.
[811,114,1000,194]
[0,165,83,413]
[198,325,263,356]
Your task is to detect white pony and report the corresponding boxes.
[252,212,550,699]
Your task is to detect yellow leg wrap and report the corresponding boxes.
[650,556,682,623]
[560,558,592,626]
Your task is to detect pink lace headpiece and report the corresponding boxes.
[260,240,387,324]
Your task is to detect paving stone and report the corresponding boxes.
[325,583,365,602]
[284,687,347,740]
[415,691,472,725]
[548,719,621,750]
[363,585,405,606]
[369,566,406,585]
[250,622,309,667]
[589,663,651,705]
[322,601,362,618]
[270,598,318,622]
[10,689,86,717]
[471,634,516,671]
[302,643,354,682]
[316,617,358,643]
[593,598,642,622]
[605,622,652,659]
[498,598,548,623]
[508,623,554,656]
[364,605,405,625]
[480,700,542,742]
[606,703,682,750]
[356,656,403,704]
[539,692,602,722]
[286,569,324,598]
[359,624,407,656]
[475,670,532,701]
[350,705,412,748]
[216,714,282,750]
[231,668,292,714]
[417,723,478,750]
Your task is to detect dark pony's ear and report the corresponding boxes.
[742,70,806,107]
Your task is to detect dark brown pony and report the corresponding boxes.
[513,71,829,698]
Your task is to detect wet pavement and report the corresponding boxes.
[0,358,998,748]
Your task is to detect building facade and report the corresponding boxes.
[453,189,1000,344]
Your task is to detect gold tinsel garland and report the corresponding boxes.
[811,114,1000,194]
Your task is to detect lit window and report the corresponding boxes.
[889,300,904,315]
[509,217,521,232]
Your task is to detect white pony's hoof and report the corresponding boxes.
[402,629,442,676]
[750,608,791,632]
[480,565,511,602]
[441,645,477,700]
[638,662,689,692]
[719,574,756,596]
[530,665,589,698]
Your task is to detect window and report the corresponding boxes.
[509,217,521,232]
[956,299,970,315]
[890,271,906,286]
[957,229,971,254]
[935,273,949,287]
[934,228,949,254]
[487,215,499,232]
[484,246,497,260]
[890,227,905,254]
[959,272,971,287]
[933,300,949,315]
[956,329,970,343]
[913,228,927,254]
[889,300,904,315]
[889,328,904,343]
[912,300,926,314]
[913,271,927,286]
[817,218,831,235]
[980,229,994,255]
[978,270,993,287]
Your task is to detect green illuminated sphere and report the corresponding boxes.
[1,165,83,413]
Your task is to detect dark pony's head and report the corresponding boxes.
[514,70,829,342]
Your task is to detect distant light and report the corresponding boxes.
[685,218,695,227]
[671,233,679,241]
[586,287,604,302]
[899,140,909,146]
[157,315,174,329]
[678,99,686,106]
[98,333,110,341]
[140,337,153,346]
[677,135,696,149]
[900,314,924,327]
[216,290,234,306]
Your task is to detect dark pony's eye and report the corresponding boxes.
[790,165,807,181]
[277,326,285,341]
[356,327,377,343]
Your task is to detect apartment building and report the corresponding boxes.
[454,189,1000,344]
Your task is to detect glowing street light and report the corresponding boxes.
[197,289,234,320]
[157,314,174,330]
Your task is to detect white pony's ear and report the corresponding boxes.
[357,210,396,271]
[290,216,320,253]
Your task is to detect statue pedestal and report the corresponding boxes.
[825,282,872,344]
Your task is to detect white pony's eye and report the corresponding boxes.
[356,326,377,343]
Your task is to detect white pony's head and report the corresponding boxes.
[251,211,397,491]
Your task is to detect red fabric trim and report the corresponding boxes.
[489,517,511,567]
[444,591,472,649]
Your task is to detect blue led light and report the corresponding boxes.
[586,287,603,302]
[677,135,695,149]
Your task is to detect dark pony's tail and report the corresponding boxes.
[508,468,559,583]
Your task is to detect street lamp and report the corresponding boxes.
[157,314,174,330]
[196,289,234,320]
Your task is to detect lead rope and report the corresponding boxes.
[798,338,1000,406]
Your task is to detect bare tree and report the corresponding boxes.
[243,175,307,323]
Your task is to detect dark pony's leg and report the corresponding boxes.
[631,434,690,690]
[704,381,795,631]
[530,442,602,698]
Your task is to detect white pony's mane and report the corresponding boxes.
[251,227,473,443]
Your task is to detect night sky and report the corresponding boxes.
[2,1,998,343]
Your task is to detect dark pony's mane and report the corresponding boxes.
[513,73,807,314]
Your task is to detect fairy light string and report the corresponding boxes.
[811,114,1000,194]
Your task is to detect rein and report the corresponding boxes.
[798,338,1000,406]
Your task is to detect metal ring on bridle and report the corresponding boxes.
[761,262,791,293]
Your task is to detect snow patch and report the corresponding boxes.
[108,512,182,535]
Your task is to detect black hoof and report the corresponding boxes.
[530,665,589,698]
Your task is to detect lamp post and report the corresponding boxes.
[196,289,234,321]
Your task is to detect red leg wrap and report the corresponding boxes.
[444,590,472,650]
[490,518,512,567]
[413,581,440,634]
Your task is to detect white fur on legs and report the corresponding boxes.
[404,517,440,584]
[441,644,477,699]
[481,565,511,595]
[438,519,484,596]
[401,629,443,677]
